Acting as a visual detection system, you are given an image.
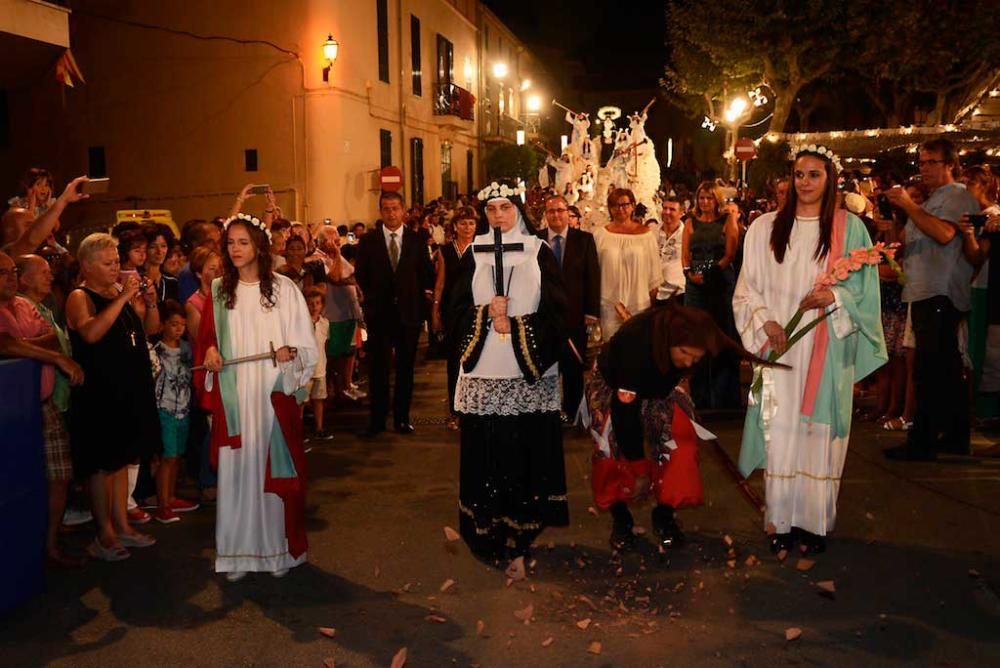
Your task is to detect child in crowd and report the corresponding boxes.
[153,299,199,523]
[305,287,333,440]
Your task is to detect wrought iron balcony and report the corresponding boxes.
[433,82,475,122]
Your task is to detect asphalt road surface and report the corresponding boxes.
[3,357,999,667]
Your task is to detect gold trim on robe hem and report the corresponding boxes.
[459,501,543,533]
[764,470,842,482]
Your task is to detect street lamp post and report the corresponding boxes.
[723,96,749,180]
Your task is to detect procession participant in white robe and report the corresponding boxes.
[733,146,886,557]
[608,130,632,191]
[196,214,317,581]
[565,110,591,154]
[547,153,576,200]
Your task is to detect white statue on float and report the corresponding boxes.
[541,99,661,227]
[625,101,661,221]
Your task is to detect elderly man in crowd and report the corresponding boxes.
[0,251,84,567]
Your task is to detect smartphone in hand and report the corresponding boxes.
[249,184,270,195]
[81,178,110,195]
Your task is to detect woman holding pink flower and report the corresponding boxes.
[733,145,888,558]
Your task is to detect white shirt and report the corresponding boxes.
[382,225,405,262]
[546,227,567,247]
[656,221,686,300]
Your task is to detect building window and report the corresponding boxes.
[88,146,107,178]
[436,34,454,86]
[410,137,424,205]
[441,142,454,199]
[244,148,258,172]
[377,0,390,83]
[380,129,392,168]
[410,15,422,96]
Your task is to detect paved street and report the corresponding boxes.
[3,357,999,667]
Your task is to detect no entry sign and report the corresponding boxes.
[734,138,757,161]
[380,166,403,192]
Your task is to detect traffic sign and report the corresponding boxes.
[734,138,757,161]
[379,166,403,192]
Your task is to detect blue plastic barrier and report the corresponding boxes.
[0,359,46,614]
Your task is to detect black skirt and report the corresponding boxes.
[458,411,569,558]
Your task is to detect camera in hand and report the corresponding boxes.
[968,213,987,231]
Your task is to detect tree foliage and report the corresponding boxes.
[485,145,544,183]
[663,0,1000,132]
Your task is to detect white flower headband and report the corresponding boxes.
[224,212,271,241]
[477,180,527,202]
[790,143,843,173]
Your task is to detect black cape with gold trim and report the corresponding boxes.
[449,241,570,561]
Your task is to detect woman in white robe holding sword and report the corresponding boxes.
[195,213,317,582]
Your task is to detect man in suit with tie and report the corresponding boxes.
[541,194,600,421]
[355,191,435,436]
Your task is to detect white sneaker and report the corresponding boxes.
[62,508,93,526]
[225,571,247,582]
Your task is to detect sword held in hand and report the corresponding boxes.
[192,340,297,371]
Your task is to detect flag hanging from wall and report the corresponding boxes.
[54,50,85,88]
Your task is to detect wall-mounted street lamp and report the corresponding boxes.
[492,62,508,80]
[322,34,339,83]
[526,95,542,113]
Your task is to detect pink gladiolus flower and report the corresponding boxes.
[835,266,851,280]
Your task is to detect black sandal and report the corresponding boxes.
[796,528,827,555]
[769,532,794,555]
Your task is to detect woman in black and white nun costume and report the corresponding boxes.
[450,178,570,565]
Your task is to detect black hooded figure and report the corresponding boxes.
[449,178,570,565]
[587,302,786,551]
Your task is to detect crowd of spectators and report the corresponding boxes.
[2,141,998,565]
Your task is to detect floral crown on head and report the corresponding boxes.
[477,179,527,202]
[224,212,271,241]
[790,143,843,173]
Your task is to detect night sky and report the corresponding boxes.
[483,1,667,92]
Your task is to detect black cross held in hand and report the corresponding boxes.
[473,226,523,296]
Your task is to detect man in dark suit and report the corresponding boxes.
[540,194,600,421]
[355,192,435,436]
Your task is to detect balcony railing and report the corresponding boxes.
[433,82,475,122]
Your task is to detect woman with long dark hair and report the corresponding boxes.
[682,181,741,409]
[733,146,886,557]
[195,214,317,582]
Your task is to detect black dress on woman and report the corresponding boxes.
[450,221,569,562]
[69,288,161,476]
[440,242,470,412]
[684,215,740,409]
